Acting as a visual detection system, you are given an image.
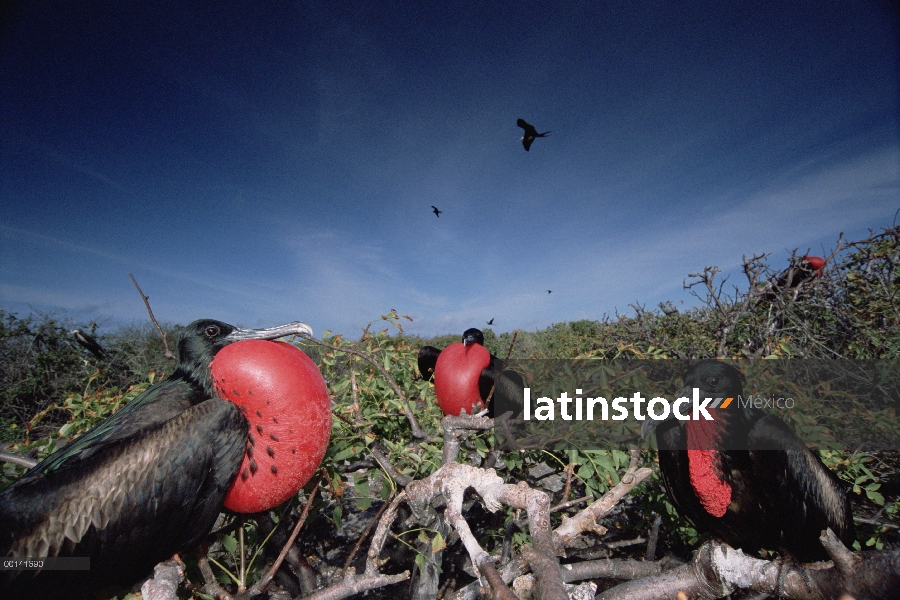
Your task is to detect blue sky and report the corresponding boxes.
[1,2,898,338]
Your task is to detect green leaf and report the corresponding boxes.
[331,446,358,462]
[867,490,885,506]
[431,531,446,553]
[415,553,428,574]
[354,475,369,497]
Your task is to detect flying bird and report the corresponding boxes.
[72,329,106,359]
[487,318,494,325]
[431,205,442,218]
[761,255,826,301]
[641,360,854,562]
[418,328,523,418]
[0,318,327,599]
[547,290,552,294]
[517,118,550,151]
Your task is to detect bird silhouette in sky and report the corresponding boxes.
[517,118,550,151]
[431,205,442,218]
[547,290,552,294]
[486,318,494,325]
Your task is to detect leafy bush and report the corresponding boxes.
[0,311,176,439]
[0,225,897,595]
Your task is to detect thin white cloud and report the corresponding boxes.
[395,145,900,335]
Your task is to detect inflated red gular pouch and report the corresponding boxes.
[211,340,331,513]
[434,341,490,416]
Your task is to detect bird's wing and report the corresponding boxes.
[74,332,106,358]
[475,356,526,419]
[747,415,855,557]
[655,422,705,523]
[522,138,533,151]
[27,378,201,477]
[518,119,539,136]
[0,399,247,585]
[417,346,441,381]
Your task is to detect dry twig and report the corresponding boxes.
[129,273,175,359]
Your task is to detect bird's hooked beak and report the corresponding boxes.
[225,321,314,343]
[640,384,693,440]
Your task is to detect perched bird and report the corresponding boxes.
[517,118,550,151]
[431,205,443,218]
[0,319,330,599]
[418,328,523,418]
[71,329,106,359]
[762,255,826,301]
[487,318,494,325]
[641,360,854,562]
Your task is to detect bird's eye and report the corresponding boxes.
[708,376,720,386]
[204,325,220,337]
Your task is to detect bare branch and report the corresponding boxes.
[554,446,653,545]
[141,559,185,600]
[597,536,900,600]
[129,273,175,360]
[343,495,392,576]
[0,450,37,468]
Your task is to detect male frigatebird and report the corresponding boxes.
[517,118,550,151]
[641,360,854,562]
[72,329,106,359]
[761,255,826,301]
[431,205,442,218]
[418,328,523,418]
[0,318,320,600]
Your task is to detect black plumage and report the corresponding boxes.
[417,328,523,418]
[417,345,441,382]
[642,360,854,562]
[762,255,826,301]
[517,118,550,151]
[71,329,106,359]
[0,318,312,599]
[487,318,494,325]
[431,205,442,217]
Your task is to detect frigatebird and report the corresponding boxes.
[762,255,826,301]
[0,319,314,599]
[641,360,854,562]
[517,118,550,151]
[487,318,494,325]
[72,329,106,359]
[418,328,523,418]
[547,290,552,294]
[431,205,442,218]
